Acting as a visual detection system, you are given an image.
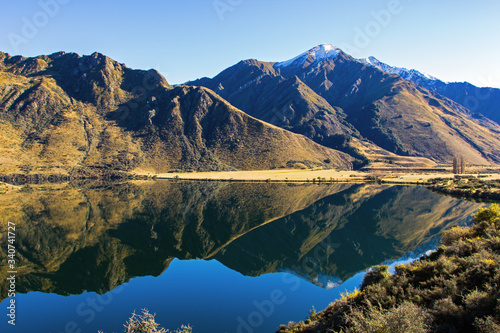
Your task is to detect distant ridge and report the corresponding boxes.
[360,56,438,83]
[188,44,500,166]
[359,55,500,125]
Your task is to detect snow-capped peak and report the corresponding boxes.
[359,56,438,82]
[275,44,342,68]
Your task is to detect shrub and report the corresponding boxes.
[361,265,391,290]
[344,302,429,333]
[441,226,471,246]
[99,309,192,333]
[294,163,307,169]
[432,297,465,323]
[464,289,491,312]
[474,204,500,224]
[474,316,500,333]
[124,309,168,333]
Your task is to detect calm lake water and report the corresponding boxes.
[0,181,485,333]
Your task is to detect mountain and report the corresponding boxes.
[188,44,500,165]
[360,56,438,84]
[360,56,500,126]
[189,49,365,166]
[0,51,353,176]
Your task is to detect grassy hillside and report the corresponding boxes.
[0,51,353,176]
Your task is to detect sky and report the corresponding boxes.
[1,0,499,87]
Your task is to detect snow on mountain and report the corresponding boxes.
[359,56,439,84]
[357,55,500,125]
[276,45,438,86]
[275,44,341,68]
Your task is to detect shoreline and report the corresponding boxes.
[132,169,500,184]
[1,169,499,186]
[427,176,500,201]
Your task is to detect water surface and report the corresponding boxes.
[0,181,484,332]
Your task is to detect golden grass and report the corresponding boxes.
[133,169,500,184]
[350,138,437,168]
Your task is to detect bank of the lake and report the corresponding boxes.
[278,204,500,333]
[427,177,500,202]
[0,182,20,194]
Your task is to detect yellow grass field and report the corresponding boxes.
[134,169,500,183]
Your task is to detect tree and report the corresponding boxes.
[453,156,459,174]
[452,156,465,174]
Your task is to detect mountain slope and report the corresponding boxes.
[114,84,353,171]
[0,51,353,175]
[189,58,357,139]
[189,44,500,165]
[361,55,500,126]
[189,57,366,166]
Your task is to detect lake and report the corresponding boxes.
[0,181,485,332]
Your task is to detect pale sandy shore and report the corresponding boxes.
[133,169,500,183]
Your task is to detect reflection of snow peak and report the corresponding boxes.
[275,44,341,68]
[325,280,340,290]
[279,268,342,290]
[308,273,342,289]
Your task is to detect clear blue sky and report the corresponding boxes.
[1,0,499,87]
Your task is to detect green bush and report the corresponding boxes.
[474,316,500,333]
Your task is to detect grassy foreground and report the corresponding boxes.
[278,204,500,333]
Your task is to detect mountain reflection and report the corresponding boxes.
[0,181,483,300]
